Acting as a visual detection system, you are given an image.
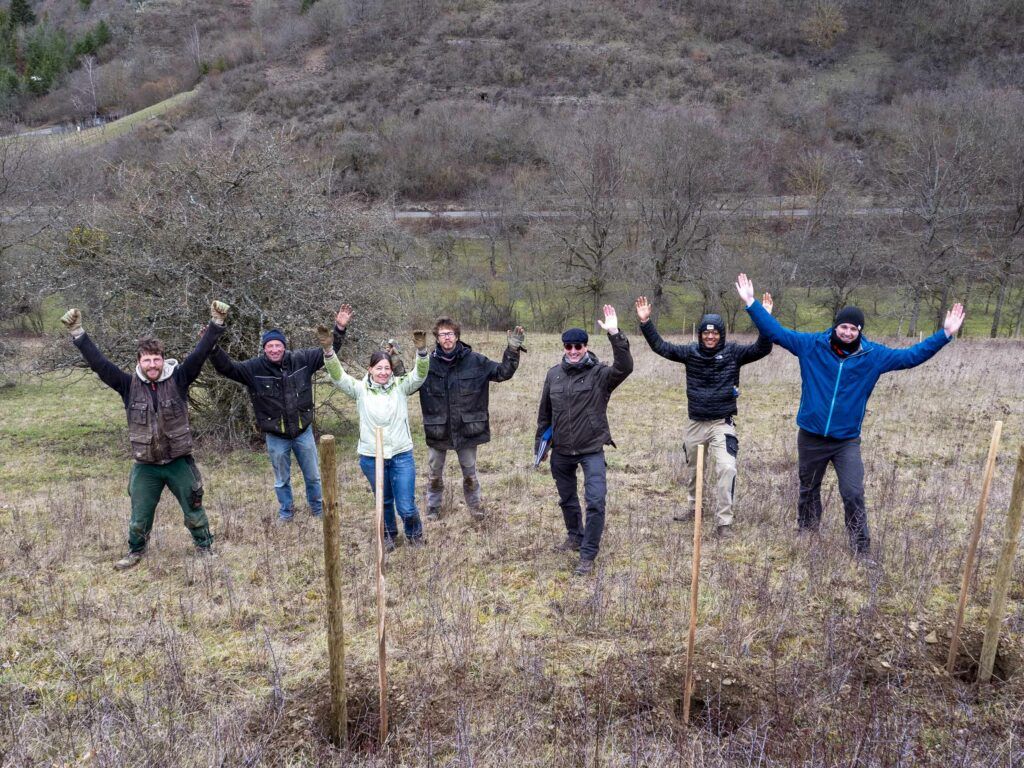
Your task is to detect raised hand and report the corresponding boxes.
[635,296,652,324]
[735,273,755,306]
[507,326,526,351]
[316,324,334,353]
[597,304,619,335]
[335,303,353,330]
[943,303,965,337]
[210,300,230,325]
[762,292,773,316]
[60,308,83,336]
[412,329,427,350]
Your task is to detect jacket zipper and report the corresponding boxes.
[823,359,845,437]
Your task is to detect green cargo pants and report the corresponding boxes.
[127,456,213,553]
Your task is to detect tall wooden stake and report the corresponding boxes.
[374,427,389,744]
[683,444,704,725]
[978,444,1024,684]
[319,435,348,748]
[947,421,1002,674]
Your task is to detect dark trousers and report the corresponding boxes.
[797,429,869,552]
[128,457,213,553]
[550,450,607,560]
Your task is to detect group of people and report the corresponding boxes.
[61,273,965,575]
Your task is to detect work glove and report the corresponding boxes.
[507,326,527,353]
[412,330,427,352]
[61,308,84,338]
[316,324,335,356]
[210,300,230,325]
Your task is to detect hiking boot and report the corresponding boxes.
[555,535,582,553]
[408,536,427,549]
[426,507,442,522]
[275,512,294,526]
[383,536,397,554]
[716,525,734,539]
[114,551,144,571]
[672,508,695,523]
[195,546,216,559]
[573,557,595,576]
[468,505,487,521]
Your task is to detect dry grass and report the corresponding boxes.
[1,331,1023,766]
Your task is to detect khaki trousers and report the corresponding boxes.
[683,418,738,527]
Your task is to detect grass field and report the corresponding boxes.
[1,330,1023,766]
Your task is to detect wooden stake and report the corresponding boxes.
[374,427,389,744]
[947,421,1002,674]
[683,444,704,725]
[978,444,1024,684]
[319,435,348,748]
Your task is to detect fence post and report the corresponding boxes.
[319,435,347,748]
[374,427,389,744]
[683,444,704,725]
[947,421,1002,674]
[978,444,1024,684]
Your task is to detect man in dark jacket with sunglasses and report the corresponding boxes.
[536,304,633,576]
[635,294,773,537]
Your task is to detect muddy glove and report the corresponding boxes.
[507,326,527,353]
[316,324,335,357]
[412,329,427,352]
[210,300,230,325]
[61,308,84,338]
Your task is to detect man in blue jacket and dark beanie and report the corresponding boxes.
[735,273,965,555]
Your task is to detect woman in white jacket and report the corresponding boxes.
[322,327,430,550]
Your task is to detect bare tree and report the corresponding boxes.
[547,115,631,323]
[50,135,413,440]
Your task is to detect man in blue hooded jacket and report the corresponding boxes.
[735,273,965,554]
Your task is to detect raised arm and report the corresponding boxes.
[597,305,633,391]
[322,350,362,400]
[636,297,691,363]
[399,330,430,395]
[487,327,524,382]
[877,304,963,372]
[208,344,254,387]
[177,302,230,386]
[736,273,813,356]
[62,308,132,398]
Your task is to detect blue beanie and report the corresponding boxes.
[561,328,589,345]
[261,329,287,348]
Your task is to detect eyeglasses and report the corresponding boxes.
[563,343,585,351]
[437,331,456,339]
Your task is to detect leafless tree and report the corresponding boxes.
[50,134,415,440]
[547,115,631,323]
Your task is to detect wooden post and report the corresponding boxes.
[947,421,1002,674]
[683,444,704,725]
[319,435,348,748]
[374,427,389,744]
[978,444,1024,684]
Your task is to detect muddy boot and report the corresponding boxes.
[573,557,595,576]
[673,507,695,522]
[715,525,734,539]
[468,504,487,521]
[114,551,144,571]
[426,507,442,522]
[555,534,582,553]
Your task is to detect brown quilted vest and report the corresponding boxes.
[127,374,194,463]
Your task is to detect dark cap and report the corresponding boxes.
[261,329,287,348]
[834,307,865,330]
[699,313,725,335]
[561,328,589,345]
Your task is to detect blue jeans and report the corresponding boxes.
[359,450,422,541]
[265,426,323,519]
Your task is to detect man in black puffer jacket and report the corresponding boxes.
[635,295,773,536]
[537,305,633,576]
[419,316,524,520]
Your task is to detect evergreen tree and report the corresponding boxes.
[9,0,35,27]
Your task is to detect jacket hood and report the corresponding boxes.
[136,358,178,383]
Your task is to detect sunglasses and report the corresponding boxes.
[563,343,585,351]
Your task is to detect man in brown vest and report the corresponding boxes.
[61,301,230,570]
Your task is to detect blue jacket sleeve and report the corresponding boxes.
[745,300,814,356]
[876,330,952,373]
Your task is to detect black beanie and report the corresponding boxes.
[834,306,865,331]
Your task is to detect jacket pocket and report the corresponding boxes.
[460,411,488,439]
[129,402,148,425]
[166,422,193,457]
[422,412,449,442]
